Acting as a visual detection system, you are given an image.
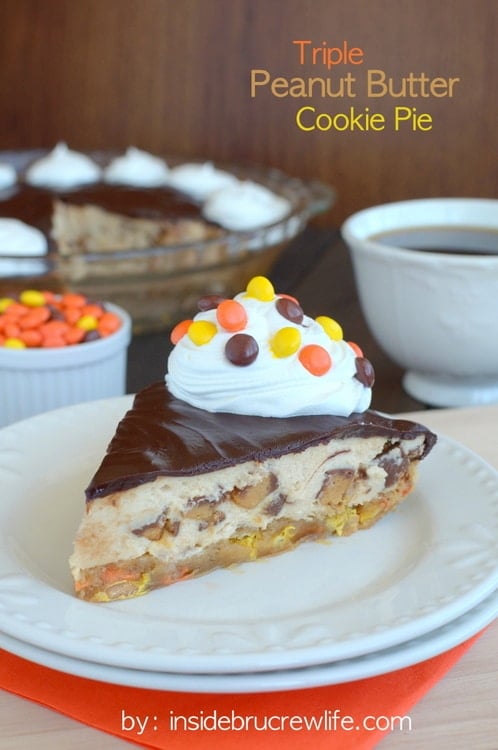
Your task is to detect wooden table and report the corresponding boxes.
[1,230,497,748]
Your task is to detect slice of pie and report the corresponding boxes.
[70,382,436,602]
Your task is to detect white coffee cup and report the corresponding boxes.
[342,198,498,407]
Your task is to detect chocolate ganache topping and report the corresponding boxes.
[0,183,204,246]
[85,382,436,501]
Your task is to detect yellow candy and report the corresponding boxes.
[19,289,46,308]
[188,320,217,346]
[77,314,99,331]
[246,276,275,302]
[0,297,15,313]
[271,326,301,357]
[316,315,343,341]
[4,337,26,349]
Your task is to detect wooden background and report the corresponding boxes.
[0,0,496,225]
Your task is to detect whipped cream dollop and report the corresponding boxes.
[103,147,170,187]
[167,162,238,201]
[25,143,101,189]
[0,163,17,191]
[166,276,374,418]
[202,180,291,231]
[0,218,48,275]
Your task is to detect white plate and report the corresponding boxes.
[0,397,497,674]
[1,589,496,693]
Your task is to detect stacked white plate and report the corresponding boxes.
[0,397,496,693]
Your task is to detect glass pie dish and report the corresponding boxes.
[0,150,335,332]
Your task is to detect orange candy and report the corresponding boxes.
[348,341,363,357]
[3,322,21,339]
[18,307,51,329]
[41,336,66,348]
[19,329,43,347]
[170,319,193,345]
[40,320,70,337]
[81,303,105,319]
[1,302,28,319]
[298,344,332,376]
[216,299,248,332]
[64,327,86,345]
[60,292,87,308]
[63,307,83,325]
[98,311,121,335]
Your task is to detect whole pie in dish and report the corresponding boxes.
[0,146,333,330]
[0,144,299,254]
[69,275,437,602]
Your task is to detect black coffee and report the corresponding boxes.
[370,226,498,255]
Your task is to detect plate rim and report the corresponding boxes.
[0,588,496,693]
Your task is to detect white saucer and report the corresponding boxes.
[0,397,497,674]
[1,588,495,693]
[403,371,498,408]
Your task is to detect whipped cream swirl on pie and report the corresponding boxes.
[0,162,17,191]
[25,142,102,189]
[0,218,48,275]
[167,162,238,201]
[202,181,291,231]
[104,147,170,186]
[166,276,374,417]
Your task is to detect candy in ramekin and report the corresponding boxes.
[0,290,131,427]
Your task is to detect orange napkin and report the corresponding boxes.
[0,632,483,749]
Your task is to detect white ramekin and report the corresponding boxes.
[0,302,132,427]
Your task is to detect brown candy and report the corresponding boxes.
[276,297,304,324]
[225,333,259,366]
[46,304,65,321]
[197,294,226,312]
[355,357,375,387]
[83,329,102,343]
